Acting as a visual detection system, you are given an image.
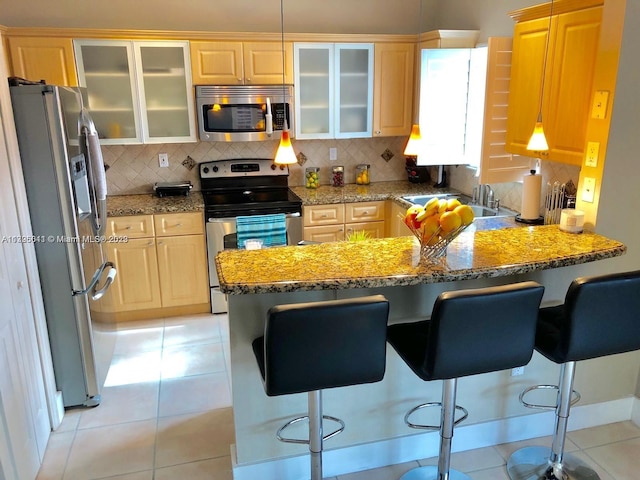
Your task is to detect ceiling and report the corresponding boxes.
[0,0,441,35]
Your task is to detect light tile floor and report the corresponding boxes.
[36,313,640,480]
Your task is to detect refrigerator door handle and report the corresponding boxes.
[72,261,116,300]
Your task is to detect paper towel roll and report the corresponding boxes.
[521,171,542,220]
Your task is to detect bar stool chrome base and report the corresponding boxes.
[399,465,472,480]
[507,446,600,480]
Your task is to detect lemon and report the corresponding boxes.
[446,198,462,211]
[439,211,462,233]
[453,204,475,226]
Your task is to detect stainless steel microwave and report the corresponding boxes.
[195,85,294,142]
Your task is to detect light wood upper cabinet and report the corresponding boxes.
[190,41,293,85]
[373,43,415,137]
[506,4,603,166]
[74,39,196,144]
[7,36,78,86]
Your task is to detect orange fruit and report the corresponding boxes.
[439,211,462,233]
[420,215,440,240]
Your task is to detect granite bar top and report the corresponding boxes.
[215,226,626,295]
[107,192,204,216]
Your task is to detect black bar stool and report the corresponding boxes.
[252,295,390,480]
[507,270,640,480]
[388,281,545,480]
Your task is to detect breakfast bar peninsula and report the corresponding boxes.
[215,225,627,480]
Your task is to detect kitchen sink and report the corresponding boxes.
[401,193,518,218]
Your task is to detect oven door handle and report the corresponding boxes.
[207,211,301,223]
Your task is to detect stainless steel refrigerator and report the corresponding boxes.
[10,83,117,408]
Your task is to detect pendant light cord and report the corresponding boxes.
[280,0,287,110]
[538,0,555,116]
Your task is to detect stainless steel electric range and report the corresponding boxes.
[200,158,303,313]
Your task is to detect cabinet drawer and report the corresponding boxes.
[303,224,345,242]
[303,204,345,226]
[345,201,385,223]
[106,215,154,238]
[154,212,204,237]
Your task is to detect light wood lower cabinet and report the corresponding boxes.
[303,201,386,242]
[100,212,209,321]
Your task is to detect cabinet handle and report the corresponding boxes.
[363,211,369,215]
[125,226,132,230]
[321,214,328,218]
[147,241,154,246]
[157,241,164,245]
[246,78,251,82]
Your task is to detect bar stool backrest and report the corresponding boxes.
[423,282,545,380]
[259,295,390,396]
[556,270,640,362]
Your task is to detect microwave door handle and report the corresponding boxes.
[265,98,273,136]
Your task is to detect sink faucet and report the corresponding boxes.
[473,184,495,207]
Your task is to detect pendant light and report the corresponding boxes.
[403,0,424,158]
[274,0,297,165]
[526,0,554,153]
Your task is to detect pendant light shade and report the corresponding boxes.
[273,0,297,166]
[274,120,297,165]
[403,124,423,156]
[527,116,549,152]
[527,0,554,153]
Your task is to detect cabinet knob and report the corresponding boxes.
[375,130,381,135]
[125,225,132,230]
[158,241,164,245]
[246,78,251,83]
[148,241,154,246]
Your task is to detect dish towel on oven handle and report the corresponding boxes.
[236,213,287,249]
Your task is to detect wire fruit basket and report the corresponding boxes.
[408,223,471,260]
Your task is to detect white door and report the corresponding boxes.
[0,86,49,479]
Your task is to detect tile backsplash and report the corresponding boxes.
[103,137,580,217]
[102,137,410,195]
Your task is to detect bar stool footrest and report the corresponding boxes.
[399,465,473,480]
[404,401,469,430]
[276,414,345,444]
[519,384,581,410]
[507,445,601,480]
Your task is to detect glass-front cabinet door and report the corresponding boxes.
[294,43,333,139]
[74,40,196,144]
[335,44,373,138]
[294,43,373,140]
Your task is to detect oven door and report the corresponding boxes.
[206,213,302,313]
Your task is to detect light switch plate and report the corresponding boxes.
[585,141,599,167]
[582,177,596,203]
[329,147,337,161]
[159,153,169,168]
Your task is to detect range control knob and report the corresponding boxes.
[202,167,209,174]
[270,164,277,170]
[212,166,219,172]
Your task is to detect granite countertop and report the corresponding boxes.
[290,180,456,206]
[106,180,455,217]
[215,226,626,295]
[107,192,204,216]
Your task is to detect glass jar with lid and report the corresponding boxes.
[355,164,370,185]
[331,166,344,187]
[305,167,320,189]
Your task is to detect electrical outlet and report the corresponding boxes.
[329,147,337,161]
[591,90,610,119]
[582,177,596,203]
[511,367,525,377]
[158,153,169,168]
[585,141,599,168]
